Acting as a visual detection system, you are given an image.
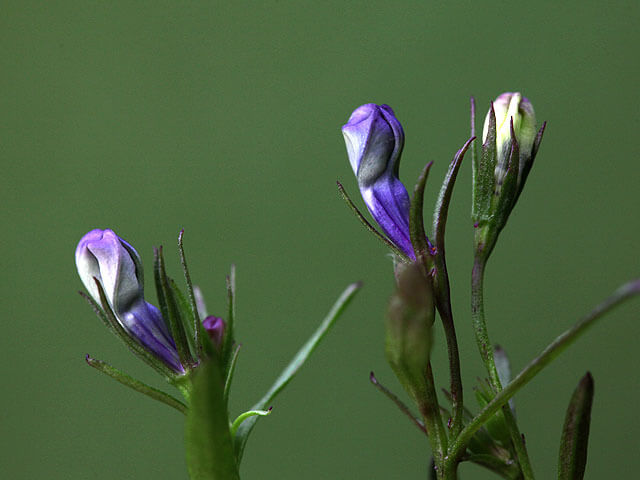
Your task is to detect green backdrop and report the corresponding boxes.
[2,1,638,478]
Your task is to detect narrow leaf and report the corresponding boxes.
[154,246,194,369]
[86,355,186,413]
[474,102,497,223]
[230,408,272,437]
[370,371,426,434]
[222,265,237,371]
[224,344,242,404]
[337,181,409,260]
[558,372,594,480]
[185,359,240,480]
[408,161,433,261]
[233,282,362,461]
[432,137,475,254]
[178,230,204,359]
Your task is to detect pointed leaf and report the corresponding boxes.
[337,181,409,260]
[474,102,497,224]
[409,162,433,261]
[233,282,361,461]
[154,246,194,369]
[86,354,186,413]
[558,372,594,480]
[185,359,240,480]
[178,230,205,359]
[433,136,475,254]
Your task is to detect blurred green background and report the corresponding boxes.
[2,1,638,478]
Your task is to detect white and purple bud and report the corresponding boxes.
[482,92,537,189]
[202,316,226,350]
[342,103,414,259]
[75,229,184,373]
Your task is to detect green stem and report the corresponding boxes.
[419,363,449,477]
[436,297,464,439]
[451,277,640,470]
[471,257,535,479]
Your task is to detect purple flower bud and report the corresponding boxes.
[202,316,226,349]
[75,229,184,373]
[342,104,414,259]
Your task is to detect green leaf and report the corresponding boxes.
[178,230,205,359]
[233,282,362,461]
[222,265,237,372]
[224,344,242,404]
[185,359,240,480]
[558,372,594,480]
[474,102,497,224]
[86,354,186,413]
[336,181,409,261]
[408,161,433,261]
[154,246,194,369]
[432,136,474,254]
[230,409,272,437]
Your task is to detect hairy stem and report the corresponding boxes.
[471,257,535,479]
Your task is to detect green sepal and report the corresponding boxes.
[222,265,237,374]
[370,371,426,435]
[170,277,197,355]
[224,344,242,404]
[473,102,497,225]
[84,281,177,380]
[233,282,361,462]
[409,161,434,264]
[558,372,594,480]
[516,121,546,202]
[154,246,194,369]
[178,230,206,360]
[337,181,410,261]
[185,359,240,480]
[171,277,217,363]
[86,354,187,413]
[492,120,520,229]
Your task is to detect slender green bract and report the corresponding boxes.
[233,282,362,461]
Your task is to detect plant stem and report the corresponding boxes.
[437,300,464,438]
[452,277,640,473]
[471,257,535,479]
[419,362,449,479]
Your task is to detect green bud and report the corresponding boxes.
[385,262,435,403]
[473,92,546,258]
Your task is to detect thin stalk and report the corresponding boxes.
[437,300,464,438]
[449,278,640,466]
[471,257,535,479]
[419,363,448,477]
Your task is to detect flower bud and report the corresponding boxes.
[202,316,226,349]
[342,103,414,259]
[482,92,537,190]
[385,262,435,402]
[75,229,183,373]
[473,93,545,257]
